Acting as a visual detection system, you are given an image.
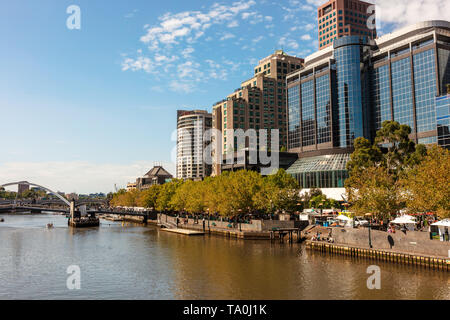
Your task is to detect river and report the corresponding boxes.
[0,213,448,300]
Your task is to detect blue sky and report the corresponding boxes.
[0,0,447,193]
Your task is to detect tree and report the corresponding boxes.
[266,168,299,189]
[375,121,416,173]
[346,166,403,219]
[401,146,450,218]
[309,194,340,210]
[156,179,184,212]
[137,185,161,208]
[346,137,383,173]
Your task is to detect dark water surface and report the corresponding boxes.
[0,214,448,300]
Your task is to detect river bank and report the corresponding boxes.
[0,213,449,299]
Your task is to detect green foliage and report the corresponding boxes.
[375,120,416,173]
[346,137,383,173]
[0,189,17,200]
[309,194,340,210]
[346,120,448,218]
[346,166,403,219]
[401,146,450,218]
[109,170,302,217]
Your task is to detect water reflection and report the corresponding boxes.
[0,213,448,300]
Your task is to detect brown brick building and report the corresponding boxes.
[318,0,376,50]
[212,50,304,175]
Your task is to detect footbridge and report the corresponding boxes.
[0,181,155,226]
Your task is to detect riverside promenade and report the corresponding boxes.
[157,213,307,240]
[304,226,450,271]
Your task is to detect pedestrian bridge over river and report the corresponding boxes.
[0,181,155,226]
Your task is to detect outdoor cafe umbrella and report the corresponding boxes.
[391,215,417,224]
[336,215,351,221]
[431,219,450,227]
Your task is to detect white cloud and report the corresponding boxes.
[220,32,235,41]
[0,161,175,194]
[169,81,196,93]
[181,47,195,58]
[252,35,264,43]
[121,56,153,73]
[370,0,450,29]
[140,1,256,49]
[227,21,239,28]
[300,34,312,41]
[279,36,300,50]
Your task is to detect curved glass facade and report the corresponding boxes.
[301,80,315,146]
[334,36,367,148]
[288,84,300,149]
[286,154,350,188]
[286,25,450,190]
[371,64,392,131]
[315,74,332,144]
[391,57,415,130]
[413,49,437,133]
[436,95,450,149]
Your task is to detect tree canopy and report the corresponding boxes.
[110,169,303,217]
[346,120,448,218]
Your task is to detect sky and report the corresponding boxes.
[0,0,448,194]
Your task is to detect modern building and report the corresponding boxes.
[318,0,376,50]
[126,182,137,192]
[18,183,29,195]
[137,166,173,189]
[286,20,450,198]
[177,110,212,180]
[436,92,450,149]
[212,50,304,175]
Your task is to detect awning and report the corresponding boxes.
[336,215,351,221]
[391,215,417,224]
[431,219,450,227]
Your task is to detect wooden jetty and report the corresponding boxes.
[270,228,301,243]
[161,228,205,236]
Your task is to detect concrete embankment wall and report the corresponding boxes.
[158,213,298,232]
[306,241,449,271]
[327,227,449,259]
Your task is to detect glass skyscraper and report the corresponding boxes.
[286,20,450,191]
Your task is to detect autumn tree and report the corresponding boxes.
[137,185,161,208]
[401,146,450,218]
[346,166,403,219]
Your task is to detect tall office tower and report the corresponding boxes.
[212,50,304,175]
[286,21,450,197]
[318,0,376,50]
[18,183,29,195]
[176,110,212,180]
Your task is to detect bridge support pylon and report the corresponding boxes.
[69,201,75,225]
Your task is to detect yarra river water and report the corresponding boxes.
[0,213,448,300]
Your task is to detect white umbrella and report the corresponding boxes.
[336,215,351,221]
[391,215,417,224]
[431,219,450,227]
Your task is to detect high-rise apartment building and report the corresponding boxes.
[318,0,376,50]
[212,50,304,175]
[286,20,450,196]
[176,110,212,180]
